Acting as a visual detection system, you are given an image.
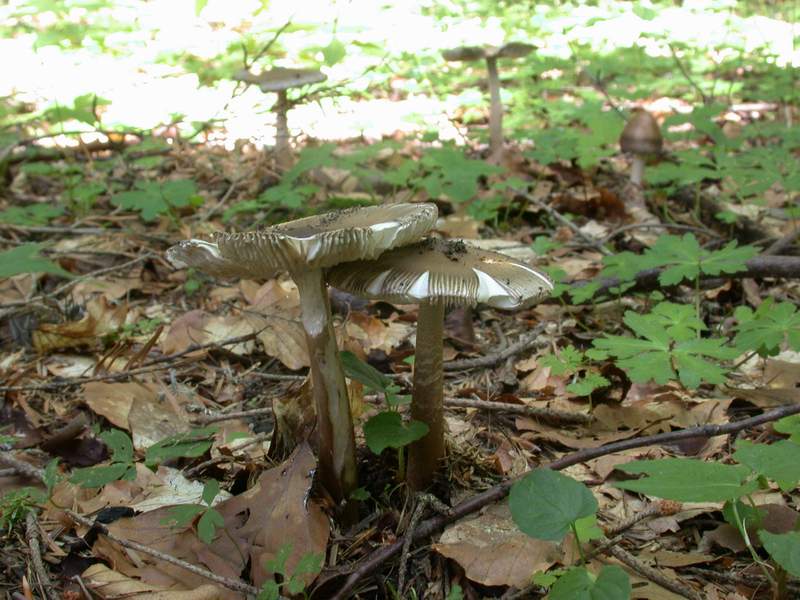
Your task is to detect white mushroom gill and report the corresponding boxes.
[473,267,516,307]
[511,261,555,288]
[370,221,399,232]
[165,239,222,268]
[366,270,392,295]
[407,271,430,299]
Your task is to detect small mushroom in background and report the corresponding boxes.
[329,238,553,491]
[166,202,438,517]
[235,67,327,169]
[619,108,663,187]
[442,42,535,162]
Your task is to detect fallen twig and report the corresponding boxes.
[26,512,57,600]
[609,544,702,600]
[397,494,452,596]
[443,325,547,371]
[444,397,593,425]
[330,403,800,599]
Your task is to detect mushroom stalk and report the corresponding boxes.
[485,56,504,161]
[407,298,446,491]
[294,268,358,512]
[274,89,292,169]
[630,155,645,186]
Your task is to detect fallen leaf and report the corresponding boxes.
[433,503,560,588]
[81,562,224,599]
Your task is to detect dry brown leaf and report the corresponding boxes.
[33,296,130,353]
[81,561,225,599]
[160,310,212,355]
[219,442,329,588]
[344,312,412,354]
[433,503,560,588]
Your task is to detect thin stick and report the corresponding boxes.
[445,397,593,425]
[397,494,452,596]
[608,545,702,600]
[668,44,710,105]
[330,403,800,599]
[443,325,547,371]
[26,512,56,600]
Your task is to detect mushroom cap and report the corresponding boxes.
[620,109,663,156]
[166,203,438,279]
[328,238,553,309]
[234,67,327,92]
[442,42,535,62]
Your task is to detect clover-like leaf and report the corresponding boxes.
[548,565,630,600]
[0,243,73,279]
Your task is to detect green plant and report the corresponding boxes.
[588,302,738,388]
[144,426,218,468]
[509,468,630,598]
[733,299,800,357]
[258,543,324,600]
[162,479,225,544]
[540,345,610,397]
[112,179,203,222]
[0,243,73,278]
[0,204,64,226]
[71,430,137,488]
[614,434,800,598]
[340,351,428,480]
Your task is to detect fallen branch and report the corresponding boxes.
[443,325,547,371]
[26,512,57,600]
[330,402,800,599]
[609,544,702,600]
[566,254,800,302]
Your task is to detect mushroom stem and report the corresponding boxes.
[294,268,358,513]
[274,89,292,169]
[485,56,504,161]
[630,155,646,186]
[407,298,446,491]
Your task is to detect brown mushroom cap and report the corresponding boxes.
[442,42,535,62]
[620,109,663,156]
[166,203,438,278]
[328,238,553,309]
[234,67,327,93]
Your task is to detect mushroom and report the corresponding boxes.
[328,238,552,490]
[442,42,535,162]
[235,67,327,169]
[619,109,663,187]
[166,203,438,510]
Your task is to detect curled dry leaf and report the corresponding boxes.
[81,563,225,600]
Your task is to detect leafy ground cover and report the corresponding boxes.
[0,0,799,598]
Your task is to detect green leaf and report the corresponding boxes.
[760,530,800,577]
[509,469,598,542]
[774,414,800,443]
[0,205,64,226]
[164,503,205,528]
[197,508,224,544]
[145,427,217,467]
[70,462,135,488]
[112,189,167,221]
[265,543,292,576]
[321,38,346,66]
[734,299,800,355]
[573,514,604,542]
[540,346,584,376]
[363,411,429,454]
[445,584,464,600]
[0,243,73,279]
[257,580,281,600]
[615,458,758,502]
[733,440,800,492]
[549,565,631,600]
[100,429,134,463]
[566,373,609,396]
[293,551,324,577]
[340,351,390,392]
[202,479,220,506]
[42,459,61,495]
